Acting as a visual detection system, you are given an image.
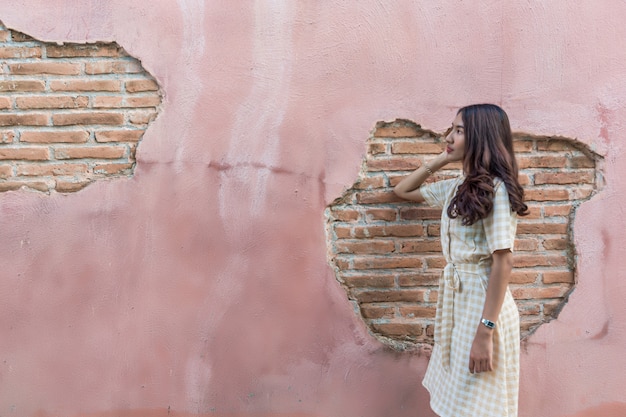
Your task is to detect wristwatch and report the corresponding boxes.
[481,318,496,329]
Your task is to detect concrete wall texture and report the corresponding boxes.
[0,1,624,417]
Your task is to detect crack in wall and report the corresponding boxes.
[0,21,162,193]
[325,119,604,350]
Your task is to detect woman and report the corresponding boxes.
[394,104,528,417]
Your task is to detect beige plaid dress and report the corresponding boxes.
[420,176,520,417]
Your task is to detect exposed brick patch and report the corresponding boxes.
[0,21,161,193]
[325,119,603,349]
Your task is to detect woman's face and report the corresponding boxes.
[445,112,466,162]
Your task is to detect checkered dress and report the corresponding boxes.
[420,176,520,417]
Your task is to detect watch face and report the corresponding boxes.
[481,318,495,328]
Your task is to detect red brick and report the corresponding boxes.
[512,285,571,300]
[518,173,530,186]
[360,305,394,319]
[371,322,424,336]
[124,95,161,108]
[517,222,568,234]
[514,238,539,251]
[543,237,569,250]
[399,306,436,318]
[0,130,16,143]
[46,44,123,58]
[351,224,424,238]
[399,239,441,253]
[568,155,595,168]
[20,130,89,143]
[524,188,570,202]
[0,113,47,126]
[374,123,421,138]
[513,140,533,152]
[129,109,157,124]
[366,156,422,171]
[0,46,42,59]
[0,96,11,109]
[570,186,594,199]
[368,142,386,155]
[10,31,36,42]
[341,273,395,288]
[50,79,121,92]
[352,256,422,270]
[52,112,124,126]
[0,80,45,92]
[355,289,426,303]
[516,301,541,315]
[0,29,9,42]
[55,180,91,193]
[0,180,49,192]
[535,171,594,185]
[397,272,440,287]
[363,208,396,221]
[125,79,159,93]
[356,190,402,204]
[95,130,144,142]
[16,95,89,109]
[427,224,440,237]
[521,204,542,219]
[391,141,443,154]
[54,146,126,160]
[333,225,351,239]
[93,163,133,175]
[518,155,568,169]
[536,139,574,151]
[8,62,81,75]
[425,324,435,337]
[544,204,572,217]
[330,208,359,221]
[0,147,49,160]
[543,300,565,316]
[427,289,439,302]
[16,163,88,176]
[93,96,123,108]
[543,270,574,284]
[0,165,13,178]
[424,256,446,269]
[513,254,568,268]
[335,239,395,254]
[510,270,539,284]
[400,206,442,220]
[85,60,142,74]
[353,175,385,189]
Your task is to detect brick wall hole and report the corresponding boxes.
[0,21,162,193]
[325,119,604,350]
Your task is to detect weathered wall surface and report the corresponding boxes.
[0,1,624,417]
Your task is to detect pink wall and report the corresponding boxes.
[0,1,625,416]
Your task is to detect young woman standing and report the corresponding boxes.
[394,104,528,417]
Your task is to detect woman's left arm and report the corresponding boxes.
[468,249,513,374]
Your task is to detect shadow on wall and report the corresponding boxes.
[325,119,604,351]
[0,21,162,193]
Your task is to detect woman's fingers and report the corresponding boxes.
[469,357,493,374]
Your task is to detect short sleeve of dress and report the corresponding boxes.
[483,179,518,253]
[420,178,458,209]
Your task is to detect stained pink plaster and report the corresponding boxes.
[0,2,624,417]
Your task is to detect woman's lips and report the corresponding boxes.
[447,146,453,153]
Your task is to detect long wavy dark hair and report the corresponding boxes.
[447,104,529,225]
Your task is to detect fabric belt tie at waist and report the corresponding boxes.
[437,262,490,371]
